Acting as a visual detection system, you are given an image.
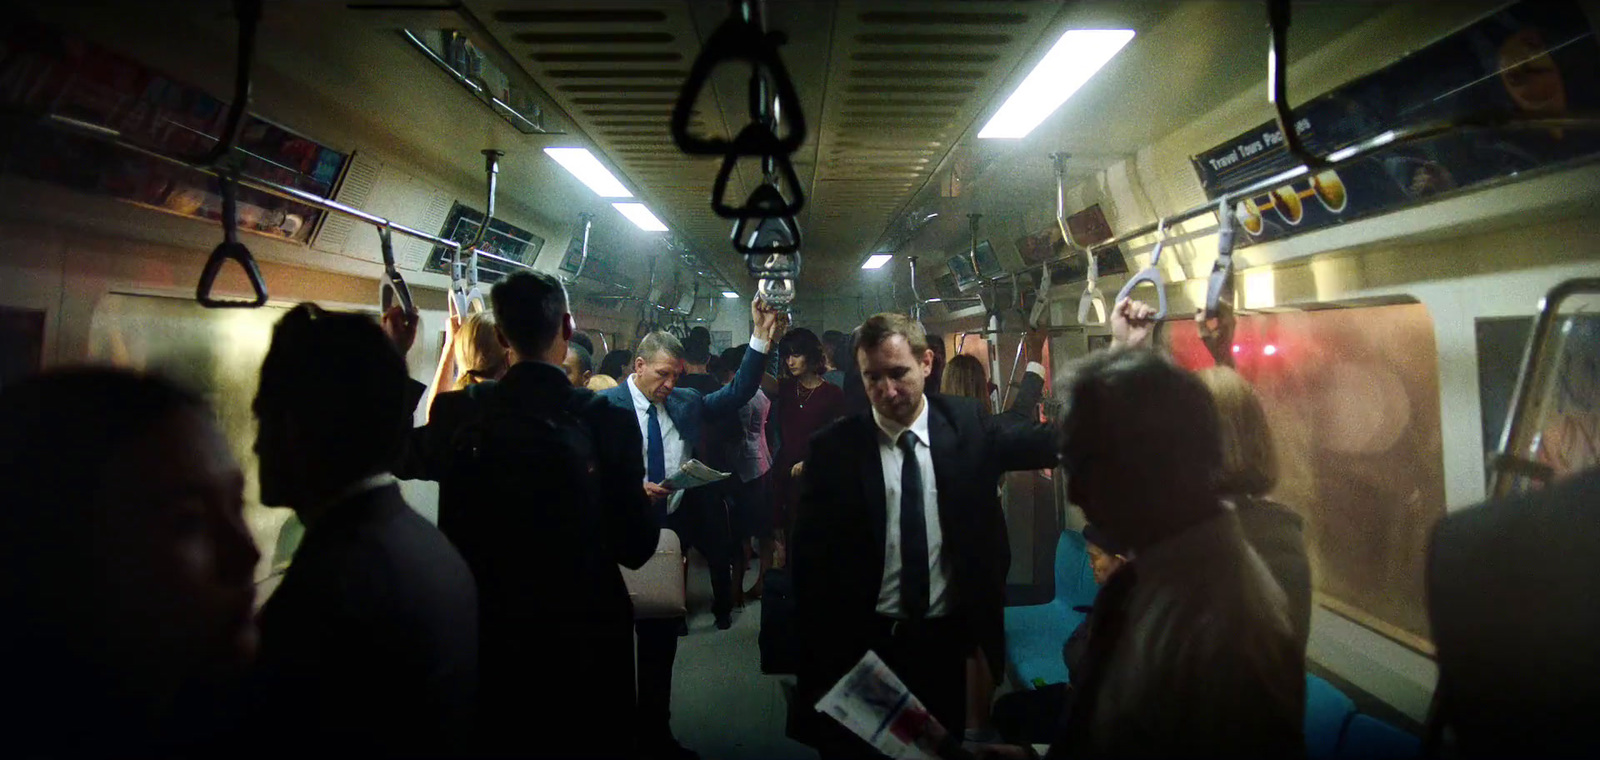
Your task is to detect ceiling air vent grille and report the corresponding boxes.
[311,150,381,255]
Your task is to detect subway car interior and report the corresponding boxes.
[2,0,1598,758]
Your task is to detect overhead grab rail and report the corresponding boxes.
[31,116,541,308]
[193,0,269,308]
[560,211,595,286]
[670,0,806,157]
[673,0,808,307]
[1488,277,1600,499]
[450,149,503,317]
[1116,217,1170,320]
[1052,152,1107,326]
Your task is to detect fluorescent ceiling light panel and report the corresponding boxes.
[612,202,668,232]
[861,254,894,269]
[543,147,633,198]
[722,291,741,299]
[977,29,1135,139]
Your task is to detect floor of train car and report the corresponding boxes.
[672,552,817,760]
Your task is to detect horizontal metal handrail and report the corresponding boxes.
[40,113,537,274]
[967,114,1600,292]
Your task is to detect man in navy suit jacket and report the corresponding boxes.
[597,300,781,760]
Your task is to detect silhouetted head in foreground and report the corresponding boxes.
[0,368,259,752]
[1058,349,1225,551]
[254,304,412,521]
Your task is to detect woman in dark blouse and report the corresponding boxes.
[760,328,844,597]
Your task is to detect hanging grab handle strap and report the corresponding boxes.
[730,183,803,255]
[377,225,414,315]
[1205,199,1237,320]
[671,7,806,157]
[1115,219,1169,320]
[713,136,806,219]
[196,173,269,308]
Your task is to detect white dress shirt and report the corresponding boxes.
[873,397,954,618]
[627,374,686,513]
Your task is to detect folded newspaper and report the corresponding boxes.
[815,650,975,760]
[663,459,730,491]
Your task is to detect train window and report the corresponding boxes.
[86,293,300,598]
[1479,311,1600,484]
[1168,303,1445,650]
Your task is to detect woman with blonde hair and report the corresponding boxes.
[1196,365,1312,650]
[585,374,619,392]
[450,312,508,390]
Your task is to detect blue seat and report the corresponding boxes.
[1306,674,1357,760]
[1004,531,1098,688]
[1337,714,1420,759]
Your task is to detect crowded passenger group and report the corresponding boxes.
[0,269,1508,759]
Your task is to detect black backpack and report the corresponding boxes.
[440,381,613,618]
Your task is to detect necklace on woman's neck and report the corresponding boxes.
[796,377,819,408]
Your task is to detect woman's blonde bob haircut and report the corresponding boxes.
[453,312,508,391]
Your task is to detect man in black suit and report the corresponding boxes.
[791,312,1059,758]
[248,304,477,757]
[395,272,659,759]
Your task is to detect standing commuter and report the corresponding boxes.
[711,344,775,607]
[821,329,849,388]
[767,328,845,569]
[1039,349,1305,759]
[249,304,478,757]
[0,369,260,758]
[790,313,1058,758]
[597,304,781,760]
[1116,297,1314,651]
[599,349,633,382]
[395,272,659,759]
[564,342,594,388]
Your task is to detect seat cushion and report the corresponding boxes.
[1337,714,1419,759]
[1306,673,1357,760]
[1053,530,1097,609]
[1004,600,1087,688]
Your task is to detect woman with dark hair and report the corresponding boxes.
[760,328,844,598]
[598,348,632,381]
[0,368,260,757]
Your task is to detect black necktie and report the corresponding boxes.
[898,431,930,621]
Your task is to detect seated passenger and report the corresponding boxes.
[1040,349,1304,758]
[991,525,1128,747]
[249,304,478,757]
[0,369,259,757]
